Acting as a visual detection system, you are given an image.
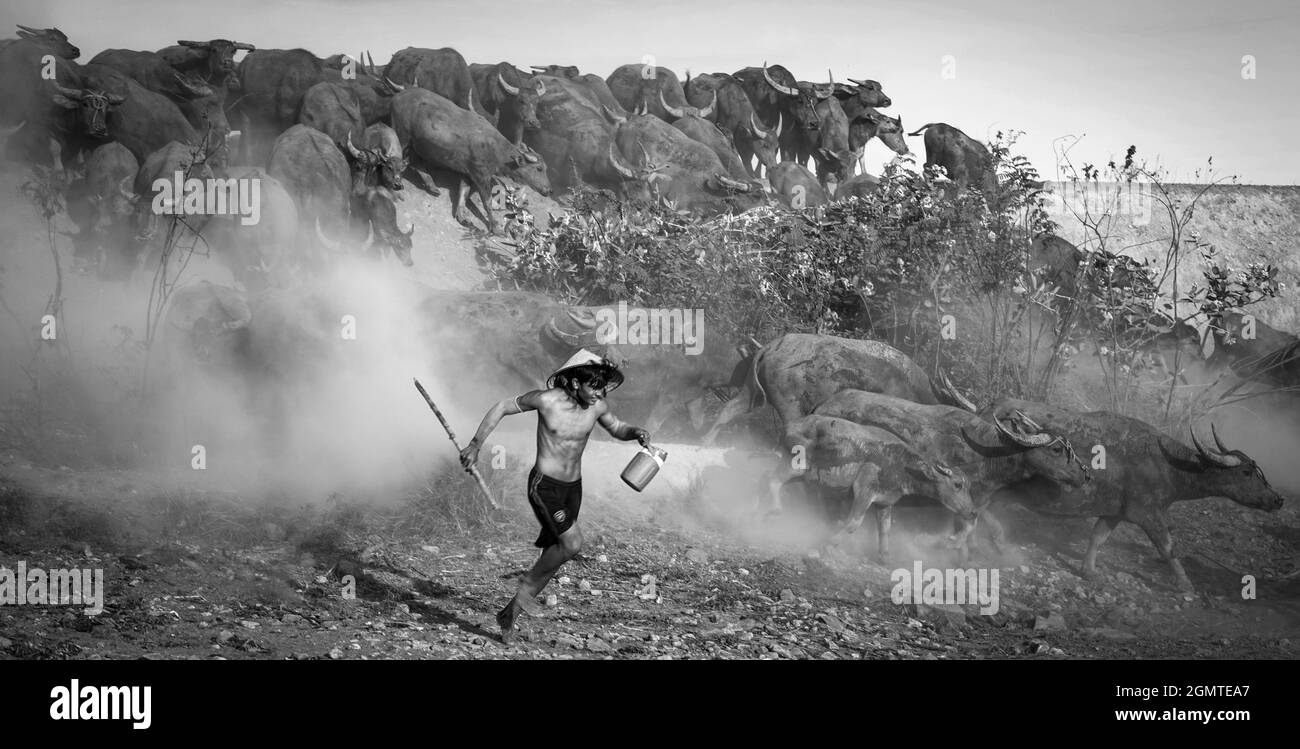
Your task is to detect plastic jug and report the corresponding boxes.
[621,445,668,492]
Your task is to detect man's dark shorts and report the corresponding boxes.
[527,467,582,548]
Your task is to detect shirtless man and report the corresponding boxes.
[459,349,650,641]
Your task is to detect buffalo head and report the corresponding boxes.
[497,70,545,130]
[177,38,254,81]
[843,77,892,108]
[530,64,580,79]
[761,63,819,132]
[987,409,1090,488]
[1179,425,1285,511]
[858,110,910,155]
[51,86,125,139]
[659,89,715,121]
[506,143,551,196]
[15,25,79,58]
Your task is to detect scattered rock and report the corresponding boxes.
[328,647,344,659]
[586,637,614,653]
[779,589,796,603]
[596,554,609,563]
[578,579,592,591]
[912,603,966,633]
[263,523,285,542]
[239,620,260,630]
[738,568,750,576]
[1033,612,1067,632]
[546,594,558,607]
[685,548,709,565]
[420,545,440,554]
[217,630,235,644]
[0,637,11,650]
[818,613,845,634]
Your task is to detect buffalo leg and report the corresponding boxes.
[470,175,497,234]
[1137,516,1193,593]
[1083,516,1121,579]
[874,505,894,564]
[451,177,469,226]
[824,465,883,553]
[975,506,1009,555]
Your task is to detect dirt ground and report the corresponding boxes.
[1,435,1297,661]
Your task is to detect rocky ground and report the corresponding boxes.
[1,442,1297,661]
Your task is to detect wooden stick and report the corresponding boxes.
[413,378,502,510]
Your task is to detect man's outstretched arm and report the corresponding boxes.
[598,408,651,447]
[459,391,540,468]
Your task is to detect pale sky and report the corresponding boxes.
[6,0,1296,184]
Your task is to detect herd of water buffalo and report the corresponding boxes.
[3,26,1297,592]
[0,25,1012,283]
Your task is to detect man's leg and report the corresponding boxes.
[497,524,583,639]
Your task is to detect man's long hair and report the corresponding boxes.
[554,364,605,399]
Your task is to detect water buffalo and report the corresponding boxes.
[815,390,1092,555]
[767,162,830,209]
[607,108,759,213]
[908,122,1029,202]
[522,74,639,194]
[733,64,820,162]
[1204,312,1300,391]
[685,72,781,179]
[384,47,475,110]
[703,333,976,444]
[390,87,550,234]
[88,49,212,102]
[232,48,329,165]
[66,142,138,268]
[297,80,365,146]
[471,62,545,145]
[982,398,1285,592]
[769,414,978,559]
[78,63,201,163]
[268,124,352,261]
[156,39,253,88]
[0,35,122,168]
[606,64,694,123]
[849,109,909,165]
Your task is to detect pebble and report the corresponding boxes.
[779,589,795,603]
[546,594,558,607]
[685,548,710,564]
[421,545,440,554]
[329,647,344,659]
[596,554,609,563]
[578,579,592,591]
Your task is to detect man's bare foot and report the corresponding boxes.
[496,601,520,642]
